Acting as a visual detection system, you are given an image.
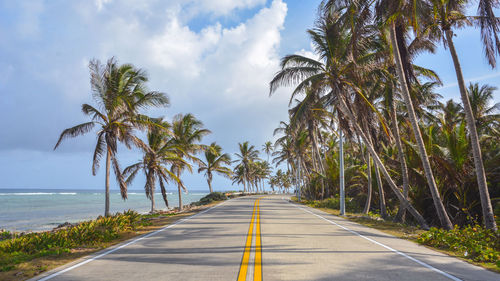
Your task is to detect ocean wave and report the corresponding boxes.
[0,192,78,196]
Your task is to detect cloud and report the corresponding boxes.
[0,0,290,154]
[95,0,112,12]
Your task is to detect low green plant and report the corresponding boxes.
[0,230,13,241]
[197,192,228,205]
[304,197,361,213]
[417,225,499,268]
[0,210,143,271]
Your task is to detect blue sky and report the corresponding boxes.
[0,0,498,192]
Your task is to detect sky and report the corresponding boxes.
[0,0,498,192]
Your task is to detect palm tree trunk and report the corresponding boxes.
[392,101,410,223]
[374,164,388,219]
[390,22,452,230]
[363,153,372,214]
[208,179,213,193]
[177,169,183,211]
[445,30,497,231]
[151,184,156,213]
[337,95,429,229]
[105,146,111,217]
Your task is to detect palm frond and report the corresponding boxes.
[54,122,95,150]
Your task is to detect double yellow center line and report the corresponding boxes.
[237,198,263,281]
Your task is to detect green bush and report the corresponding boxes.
[305,197,361,213]
[417,225,499,267]
[0,210,143,270]
[198,192,228,205]
[0,230,13,241]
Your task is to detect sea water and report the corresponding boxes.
[0,189,208,232]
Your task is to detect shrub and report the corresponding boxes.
[305,197,361,213]
[0,210,142,255]
[198,192,228,205]
[417,225,499,267]
[0,230,13,241]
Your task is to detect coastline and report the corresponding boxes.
[0,189,209,232]
[0,192,245,281]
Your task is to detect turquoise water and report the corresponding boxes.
[0,189,208,232]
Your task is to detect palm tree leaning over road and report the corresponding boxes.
[169,113,210,211]
[54,57,169,216]
[270,3,430,228]
[198,142,232,193]
[371,0,453,229]
[234,142,260,193]
[123,118,186,213]
[427,0,498,230]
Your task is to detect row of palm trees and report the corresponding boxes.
[55,60,278,215]
[232,142,273,193]
[268,0,499,231]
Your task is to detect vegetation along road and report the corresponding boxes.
[32,196,499,281]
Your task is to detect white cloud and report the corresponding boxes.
[182,0,267,17]
[295,43,321,62]
[95,0,113,11]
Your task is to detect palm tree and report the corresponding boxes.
[54,57,169,216]
[198,142,232,193]
[123,119,185,213]
[234,142,260,192]
[467,83,500,136]
[270,3,430,228]
[372,0,453,229]
[263,141,273,162]
[169,113,211,210]
[428,0,497,230]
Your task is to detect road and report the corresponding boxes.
[33,195,499,281]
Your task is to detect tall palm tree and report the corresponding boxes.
[428,0,497,230]
[169,113,211,210]
[373,0,453,229]
[123,119,186,212]
[263,141,274,162]
[270,3,430,228]
[54,57,169,216]
[234,142,260,192]
[198,142,232,193]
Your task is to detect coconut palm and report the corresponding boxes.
[198,142,232,193]
[427,0,497,230]
[270,3,430,228]
[263,141,274,162]
[169,113,211,210]
[234,142,260,192]
[54,57,169,216]
[467,83,500,136]
[122,119,186,213]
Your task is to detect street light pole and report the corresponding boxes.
[339,128,345,215]
[298,157,302,202]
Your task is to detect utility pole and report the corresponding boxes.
[339,128,345,216]
[298,158,302,202]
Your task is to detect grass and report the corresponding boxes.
[0,198,226,281]
[294,197,500,273]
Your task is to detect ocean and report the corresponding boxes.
[0,188,209,232]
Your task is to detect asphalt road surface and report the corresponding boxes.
[32,195,500,281]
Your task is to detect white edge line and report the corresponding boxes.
[36,200,229,281]
[287,200,462,281]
